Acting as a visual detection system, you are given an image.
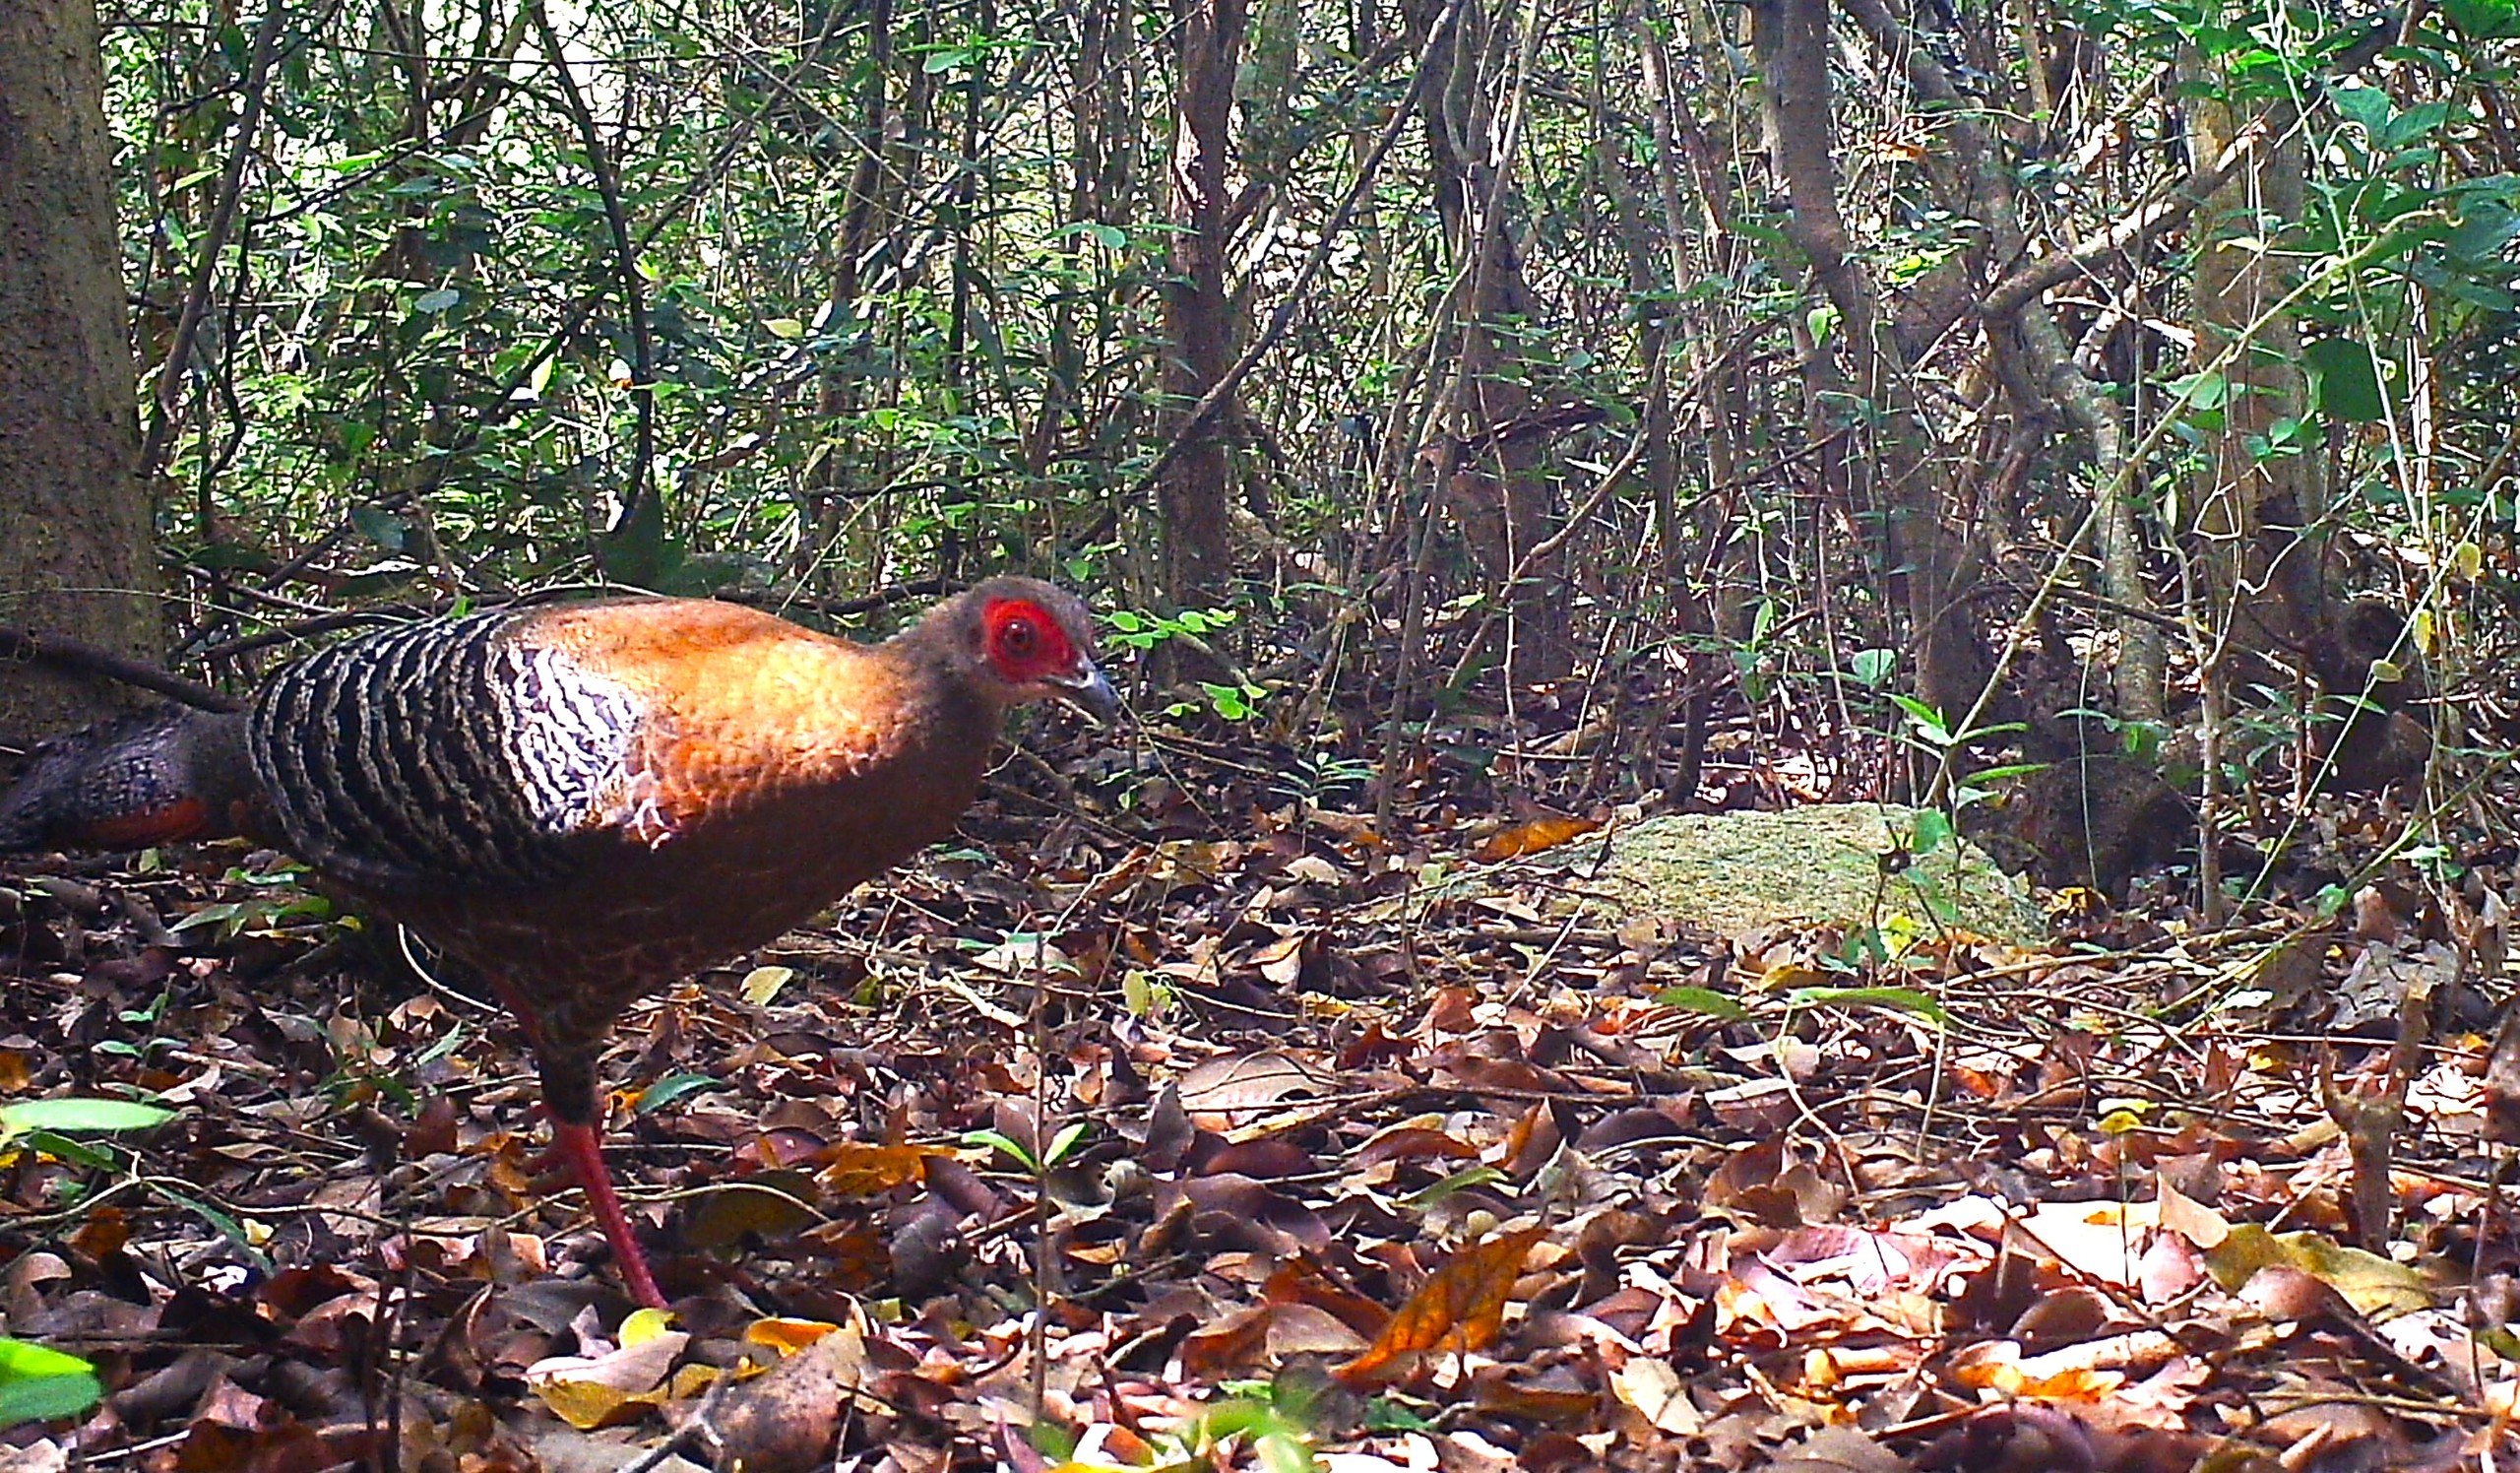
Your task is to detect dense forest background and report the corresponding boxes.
[2,0,2520,1466]
[12,0,2520,852]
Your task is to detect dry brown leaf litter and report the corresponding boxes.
[0,741,2513,1471]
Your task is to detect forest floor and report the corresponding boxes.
[0,717,2516,1473]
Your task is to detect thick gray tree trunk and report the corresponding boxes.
[0,0,162,742]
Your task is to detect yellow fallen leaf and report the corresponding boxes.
[2203,1223,2430,1317]
[1612,1356,1702,1434]
[1758,963,1828,993]
[742,965,796,1006]
[669,1364,721,1399]
[526,1327,689,1430]
[681,1174,820,1251]
[532,1376,662,1431]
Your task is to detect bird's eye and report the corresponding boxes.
[1003,617,1037,653]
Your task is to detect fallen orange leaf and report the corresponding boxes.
[1354,1126,1482,1170]
[1179,1303,1274,1380]
[1335,1226,1545,1386]
[1263,1256,1392,1340]
[70,1205,129,1259]
[744,1317,841,1354]
[1472,814,1601,864]
[819,1142,941,1197]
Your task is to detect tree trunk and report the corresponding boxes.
[1410,0,1572,686]
[1752,0,1987,738]
[1156,0,1243,611]
[802,0,902,588]
[2182,61,2333,670]
[1837,0,2165,723]
[0,0,162,744]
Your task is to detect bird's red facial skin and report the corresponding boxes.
[982,597,1080,685]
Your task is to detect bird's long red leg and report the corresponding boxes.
[493,985,668,1310]
[550,1118,666,1311]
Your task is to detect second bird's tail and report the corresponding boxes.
[0,707,257,854]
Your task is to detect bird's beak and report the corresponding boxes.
[1053,661,1122,725]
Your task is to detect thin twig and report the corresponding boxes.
[139,3,290,481]
[0,626,240,714]
[529,1,660,546]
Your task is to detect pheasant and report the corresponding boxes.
[0,578,1115,1307]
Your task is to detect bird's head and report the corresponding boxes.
[943,577,1120,724]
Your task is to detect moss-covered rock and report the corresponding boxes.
[1596,804,2044,943]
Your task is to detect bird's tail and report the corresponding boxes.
[0,707,256,854]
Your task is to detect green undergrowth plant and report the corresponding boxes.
[0,1339,101,1426]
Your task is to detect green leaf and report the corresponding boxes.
[0,1099,174,1139]
[2449,204,2520,264]
[0,1339,101,1425]
[20,1131,124,1173]
[1889,694,1952,744]
[411,288,460,313]
[1909,808,1955,856]
[152,1185,268,1268]
[1654,986,1748,1020]
[962,1128,1037,1172]
[0,1373,100,1425]
[1060,220,1128,249]
[1201,681,1261,721]
[1405,1164,1506,1209]
[2170,368,2232,410]
[2304,338,2385,423]
[1044,1121,1089,1166]
[349,504,409,551]
[1847,648,1895,687]
[170,901,242,932]
[1257,1430,1319,1473]
[1361,1397,1434,1432]
[2443,0,2520,35]
[2377,101,2450,150]
[634,1073,722,1116]
[1787,985,1951,1027]
[2328,83,2390,135]
[0,1341,94,1381]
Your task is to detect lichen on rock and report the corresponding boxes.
[1595,804,2045,943]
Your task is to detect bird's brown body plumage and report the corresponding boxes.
[1,579,1114,1305]
[248,597,1005,1099]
